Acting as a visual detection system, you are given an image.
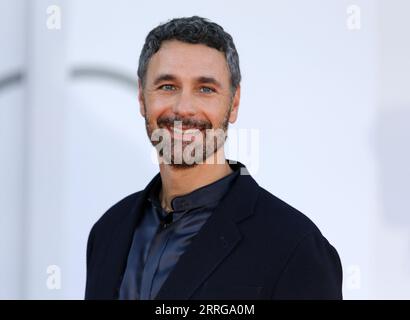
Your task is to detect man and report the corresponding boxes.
[85,16,343,300]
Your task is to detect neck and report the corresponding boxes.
[158,148,233,212]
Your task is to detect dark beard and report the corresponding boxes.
[144,105,231,168]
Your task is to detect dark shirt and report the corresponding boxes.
[118,165,240,300]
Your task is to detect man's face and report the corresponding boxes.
[138,40,240,168]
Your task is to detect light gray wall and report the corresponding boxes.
[0,0,25,299]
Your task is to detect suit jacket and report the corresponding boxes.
[85,162,343,300]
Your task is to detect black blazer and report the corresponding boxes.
[85,163,343,300]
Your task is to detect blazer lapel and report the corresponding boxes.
[155,166,260,300]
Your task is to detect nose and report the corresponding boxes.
[172,89,196,116]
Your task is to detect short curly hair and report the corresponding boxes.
[137,16,241,95]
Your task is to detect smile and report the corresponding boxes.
[169,126,202,134]
[165,126,204,139]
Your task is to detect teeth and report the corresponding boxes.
[170,127,201,134]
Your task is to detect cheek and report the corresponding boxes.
[205,101,231,125]
[145,97,171,121]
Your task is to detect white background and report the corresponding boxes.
[0,0,409,299]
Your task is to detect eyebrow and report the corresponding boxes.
[152,74,177,86]
[196,76,222,89]
[152,73,223,89]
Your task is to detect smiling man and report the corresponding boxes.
[85,16,343,300]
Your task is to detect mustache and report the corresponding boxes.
[157,115,213,131]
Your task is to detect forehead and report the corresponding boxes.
[146,40,230,83]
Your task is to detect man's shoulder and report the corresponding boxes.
[250,186,342,299]
[91,190,145,235]
[252,185,323,241]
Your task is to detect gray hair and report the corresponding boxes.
[137,16,241,95]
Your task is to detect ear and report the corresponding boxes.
[228,84,241,124]
[138,79,146,117]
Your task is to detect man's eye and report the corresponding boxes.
[199,87,215,93]
[160,84,176,91]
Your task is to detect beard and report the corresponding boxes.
[144,105,231,169]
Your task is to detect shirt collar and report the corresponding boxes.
[147,161,241,213]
